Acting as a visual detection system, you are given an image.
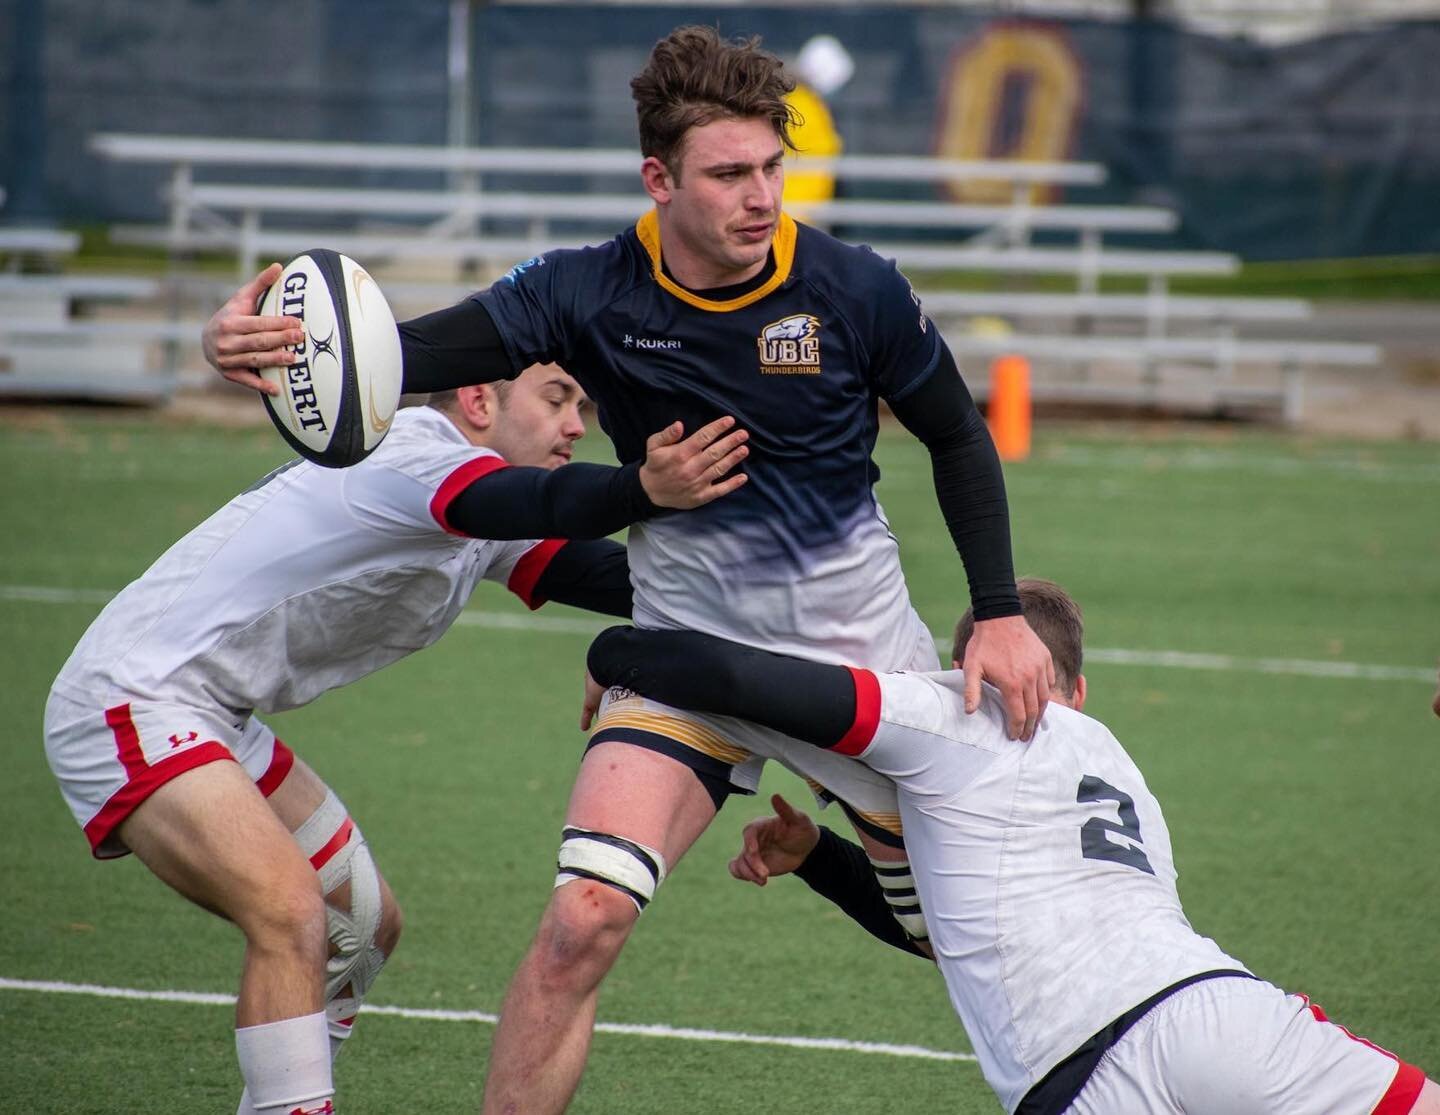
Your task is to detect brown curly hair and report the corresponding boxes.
[630,25,799,179]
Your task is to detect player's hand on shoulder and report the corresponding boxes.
[638,416,749,510]
[728,794,819,886]
[202,262,305,397]
[963,614,1055,742]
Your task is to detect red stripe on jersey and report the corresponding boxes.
[255,737,296,798]
[429,454,509,536]
[84,742,234,857]
[104,704,149,782]
[832,667,881,756]
[310,817,355,871]
[1372,1062,1426,1115]
[507,538,567,610]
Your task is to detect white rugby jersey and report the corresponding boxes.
[51,406,557,720]
[860,672,1245,1113]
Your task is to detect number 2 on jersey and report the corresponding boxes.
[1077,775,1155,875]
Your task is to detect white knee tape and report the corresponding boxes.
[293,790,388,1035]
[554,826,668,912]
[867,854,929,942]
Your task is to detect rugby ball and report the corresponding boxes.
[257,249,402,468]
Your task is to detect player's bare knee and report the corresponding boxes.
[240,872,328,959]
[533,880,638,987]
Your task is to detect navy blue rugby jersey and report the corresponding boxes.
[476,211,940,670]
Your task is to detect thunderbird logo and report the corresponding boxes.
[757,314,821,375]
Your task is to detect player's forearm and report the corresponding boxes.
[795,827,930,959]
[586,627,860,747]
[445,462,657,541]
[887,344,1021,621]
[398,298,515,393]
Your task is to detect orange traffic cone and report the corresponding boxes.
[987,354,1032,462]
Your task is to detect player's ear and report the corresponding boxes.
[640,156,675,204]
[1071,673,1087,712]
[457,385,497,433]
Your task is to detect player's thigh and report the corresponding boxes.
[566,740,718,864]
[119,757,317,925]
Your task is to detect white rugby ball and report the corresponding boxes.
[257,250,402,468]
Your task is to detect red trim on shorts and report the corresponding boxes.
[1304,995,1425,1115]
[1308,997,1401,1058]
[429,454,509,535]
[832,667,881,756]
[104,703,149,782]
[309,817,355,871]
[83,742,235,858]
[1372,1062,1426,1115]
[507,538,566,610]
[255,738,295,798]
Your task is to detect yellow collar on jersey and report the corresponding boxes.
[636,210,797,312]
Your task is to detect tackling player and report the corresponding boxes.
[585,581,1440,1115]
[205,26,1053,1112]
[43,354,747,1115]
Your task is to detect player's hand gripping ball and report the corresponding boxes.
[257,249,403,467]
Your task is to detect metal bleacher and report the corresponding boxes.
[0,134,1384,419]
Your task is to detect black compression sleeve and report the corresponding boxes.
[794,827,930,959]
[398,298,516,394]
[444,462,658,541]
[587,627,858,747]
[887,342,1021,621]
[533,540,632,618]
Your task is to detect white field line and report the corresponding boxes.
[5,585,1432,684]
[1036,445,1440,485]
[0,977,975,1063]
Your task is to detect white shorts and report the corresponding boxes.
[1067,976,1425,1115]
[589,690,904,841]
[44,690,292,859]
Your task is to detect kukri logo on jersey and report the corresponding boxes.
[757,314,821,375]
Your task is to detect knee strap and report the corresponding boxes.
[293,790,388,1038]
[554,826,668,912]
[867,854,929,943]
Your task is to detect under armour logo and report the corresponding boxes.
[168,731,198,748]
[287,1102,335,1115]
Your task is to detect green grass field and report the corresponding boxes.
[1,407,1437,1114]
